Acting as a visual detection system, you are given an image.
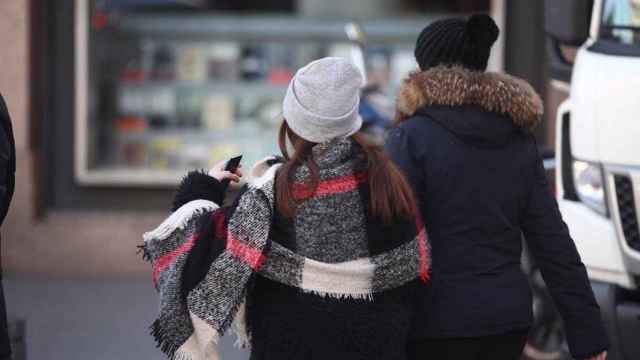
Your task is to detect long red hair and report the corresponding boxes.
[275,121,417,223]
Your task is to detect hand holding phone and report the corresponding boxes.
[224,155,243,174]
[209,156,243,188]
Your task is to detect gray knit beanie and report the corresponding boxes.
[283,57,364,143]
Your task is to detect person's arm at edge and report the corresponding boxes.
[521,141,609,359]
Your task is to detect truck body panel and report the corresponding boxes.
[570,47,640,166]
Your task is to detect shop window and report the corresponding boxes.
[75,0,426,186]
[601,0,640,44]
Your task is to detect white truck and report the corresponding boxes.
[539,0,640,359]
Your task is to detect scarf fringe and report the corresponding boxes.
[233,334,251,350]
[150,318,182,359]
[172,351,195,360]
[137,244,152,262]
[218,286,249,340]
[300,288,375,301]
[231,300,251,349]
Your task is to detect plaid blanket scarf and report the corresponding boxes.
[142,142,430,360]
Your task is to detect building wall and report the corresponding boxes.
[0,2,29,152]
[1,1,163,278]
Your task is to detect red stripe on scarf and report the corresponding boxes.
[415,215,430,282]
[152,234,199,286]
[292,171,368,199]
[212,210,227,240]
[227,235,266,270]
[217,208,265,269]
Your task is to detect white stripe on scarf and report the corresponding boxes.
[143,199,219,242]
[301,257,375,300]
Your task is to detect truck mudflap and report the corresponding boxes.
[591,281,640,360]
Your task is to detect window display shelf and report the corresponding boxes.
[118,81,288,94]
[117,14,435,43]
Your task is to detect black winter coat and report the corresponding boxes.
[385,66,608,359]
[0,94,15,359]
[0,94,15,226]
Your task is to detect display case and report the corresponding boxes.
[75,0,429,186]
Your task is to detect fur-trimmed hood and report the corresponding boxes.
[396,66,543,131]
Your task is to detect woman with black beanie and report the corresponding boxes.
[385,15,609,360]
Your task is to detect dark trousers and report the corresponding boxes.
[407,330,529,360]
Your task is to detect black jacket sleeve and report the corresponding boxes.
[0,94,13,359]
[171,170,225,212]
[521,146,609,359]
[0,95,15,227]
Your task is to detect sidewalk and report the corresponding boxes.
[3,277,248,360]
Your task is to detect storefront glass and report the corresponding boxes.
[76,0,427,186]
[602,0,640,43]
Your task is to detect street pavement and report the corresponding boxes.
[3,277,249,360]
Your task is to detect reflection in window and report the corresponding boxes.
[602,0,640,44]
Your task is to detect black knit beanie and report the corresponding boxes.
[414,14,499,71]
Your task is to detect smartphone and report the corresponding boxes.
[224,155,243,172]
[221,155,243,189]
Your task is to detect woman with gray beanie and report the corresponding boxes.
[386,14,608,360]
[142,57,429,360]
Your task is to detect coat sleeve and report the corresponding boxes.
[0,125,10,225]
[0,94,14,227]
[521,145,609,359]
[0,94,12,359]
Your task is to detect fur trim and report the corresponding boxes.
[173,171,225,211]
[396,66,543,131]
